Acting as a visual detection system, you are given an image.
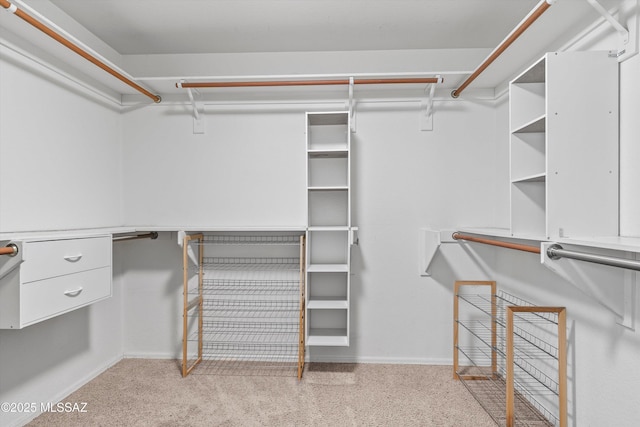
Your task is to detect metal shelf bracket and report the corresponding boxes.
[541,242,637,327]
[586,0,629,47]
[420,75,442,131]
[178,80,205,134]
[348,77,356,133]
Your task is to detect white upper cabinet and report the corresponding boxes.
[509,51,619,240]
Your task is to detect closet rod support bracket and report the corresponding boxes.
[420,76,440,131]
[541,242,632,323]
[348,77,356,133]
[586,0,629,45]
[179,80,205,134]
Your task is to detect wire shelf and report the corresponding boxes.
[187,358,299,377]
[200,298,300,312]
[456,369,555,427]
[190,330,299,345]
[456,319,559,361]
[200,311,299,320]
[202,234,302,246]
[184,344,300,377]
[190,279,300,296]
[201,319,299,333]
[456,293,559,326]
[202,257,301,270]
[457,343,559,396]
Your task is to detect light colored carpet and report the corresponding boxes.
[28,360,496,426]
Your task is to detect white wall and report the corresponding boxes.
[0,250,125,427]
[493,94,511,228]
[120,232,184,358]
[122,105,307,228]
[0,44,123,233]
[119,97,501,363]
[0,42,125,427]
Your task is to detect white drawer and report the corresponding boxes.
[21,236,111,283]
[21,266,112,326]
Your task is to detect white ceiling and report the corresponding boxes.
[48,0,541,55]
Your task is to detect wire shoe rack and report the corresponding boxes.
[182,232,306,379]
[454,281,567,427]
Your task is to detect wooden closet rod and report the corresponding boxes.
[0,0,161,103]
[177,77,443,89]
[0,244,18,257]
[452,232,541,254]
[451,0,554,98]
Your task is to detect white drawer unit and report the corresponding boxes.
[0,235,112,329]
[21,236,112,283]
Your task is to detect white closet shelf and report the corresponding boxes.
[307,264,349,273]
[0,226,312,241]
[0,227,136,241]
[307,226,350,231]
[202,234,302,245]
[511,114,546,134]
[307,186,349,191]
[511,173,546,183]
[458,227,547,242]
[308,113,349,126]
[457,228,640,254]
[307,299,349,309]
[556,236,640,253]
[307,329,349,346]
[457,227,513,238]
[308,149,348,158]
[157,226,307,232]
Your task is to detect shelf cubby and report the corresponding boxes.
[307,309,349,346]
[510,131,545,182]
[510,85,545,132]
[307,113,349,151]
[511,181,545,238]
[308,189,349,226]
[308,155,348,187]
[308,229,348,265]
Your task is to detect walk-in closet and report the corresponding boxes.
[1,1,640,426]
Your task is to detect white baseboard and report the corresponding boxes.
[305,355,453,365]
[123,351,179,359]
[8,354,123,427]
[124,352,452,366]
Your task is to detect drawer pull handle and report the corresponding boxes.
[64,287,83,297]
[63,254,83,262]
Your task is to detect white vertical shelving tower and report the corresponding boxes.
[509,51,618,240]
[305,112,351,346]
